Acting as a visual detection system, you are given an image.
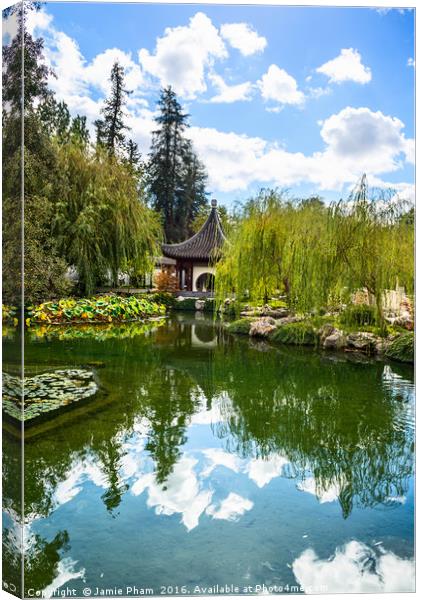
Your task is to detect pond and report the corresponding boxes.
[2,313,415,596]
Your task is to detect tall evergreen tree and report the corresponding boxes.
[148,86,208,242]
[94,61,130,155]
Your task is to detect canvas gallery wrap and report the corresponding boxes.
[1,1,415,598]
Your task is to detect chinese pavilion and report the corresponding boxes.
[162,199,226,292]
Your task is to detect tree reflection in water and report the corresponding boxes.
[2,314,414,593]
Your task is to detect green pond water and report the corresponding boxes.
[2,313,415,596]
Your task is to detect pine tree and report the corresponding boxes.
[94,62,130,156]
[126,138,142,170]
[148,86,208,242]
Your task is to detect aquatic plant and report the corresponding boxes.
[2,304,18,326]
[25,295,166,326]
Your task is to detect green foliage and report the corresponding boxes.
[147,292,177,309]
[340,304,376,327]
[148,87,208,242]
[94,61,129,156]
[216,180,414,327]
[385,333,414,363]
[28,319,165,342]
[269,322,318,346]
[2,305,18,326]
[52,143,162,295]
[226,318,252,335]
[26,295,166,326]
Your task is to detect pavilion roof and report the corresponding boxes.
[162,201,226,261]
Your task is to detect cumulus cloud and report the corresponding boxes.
[293,541,415,593]
[189,106,414,194]
[296,477,340,503]
[132,456,213,531]
[247,455,289,488]
[257,64,305,108]
[317,48,372,84]
[206,493,253,521]
[139,12,227,99]
[220,22,267,56]
[320,107,413,171]
[208,73,253,103]
[16,8,414,199]
[43,558,85,599]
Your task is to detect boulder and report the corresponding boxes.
[322,328,347,350]
[195,300,206,311]
[347,332,378,352]
[249,317,277,338]
[275,316,304,327]
[261,304,290,318]
[318,324,336,344]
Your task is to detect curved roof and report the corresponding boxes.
[162,203,226,261]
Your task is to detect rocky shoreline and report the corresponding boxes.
[226,313,414,364]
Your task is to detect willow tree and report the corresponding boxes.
[53,143,162,294]
[330,176,414,325]
[215,181,414,325]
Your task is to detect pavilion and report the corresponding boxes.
[162,199,226,292]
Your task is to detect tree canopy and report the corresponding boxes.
[148,86,208,242]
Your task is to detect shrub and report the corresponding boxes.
[2,304,18,326]
[148,291,177,309]
[226,318,252,335]
[26,295,166,326]
[270,321,318,346]
[154,269,179,292]
[340,304,376,327]
[385,333,414,363]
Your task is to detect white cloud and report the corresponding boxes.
[208,73,253,103]
[132,456,212,531]
[189,106,414,194]
[293,541,415,593]
[42,558,85,599]
[201,448,241,477]
[258,64,305,107]
[317,48,372,84]
[320,107,413,171]
[247,455,289,488]
[220,22,267,56]
[206,493,253,521]
[296,477,340,503]
[407,57,415,67]
[139,12,227,99]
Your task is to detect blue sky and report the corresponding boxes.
[4,2,415,206]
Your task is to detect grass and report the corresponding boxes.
[226,318,253,335]
[269,321,318,346]
[385,333,414,363]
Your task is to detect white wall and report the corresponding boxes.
[192,265,215,292]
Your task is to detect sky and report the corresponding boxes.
[2,2,415,207]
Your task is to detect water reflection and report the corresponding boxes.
[2,314,415,595]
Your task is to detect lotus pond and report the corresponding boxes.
[2,312,415,596]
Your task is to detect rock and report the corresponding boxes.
[261,304,290,318]
[195,300,206,311]
[274,316,304,327]
[249,317,277,338]
[323,328,347,350]
[347,332,378,352]
[318,324,336,344]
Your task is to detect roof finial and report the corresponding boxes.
[211,198,217,208]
